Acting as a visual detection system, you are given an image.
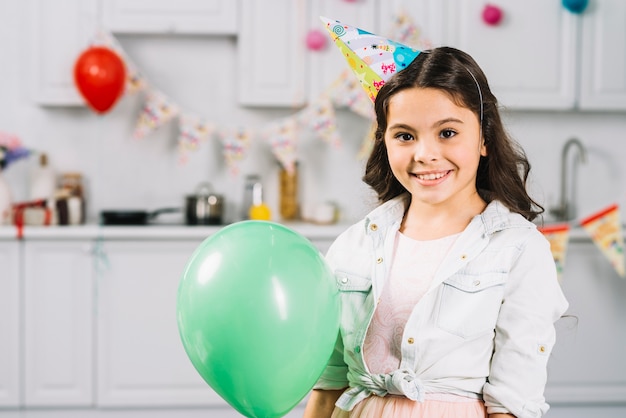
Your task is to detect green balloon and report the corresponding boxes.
[177,221,340,418]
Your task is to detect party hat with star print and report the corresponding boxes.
[320,16,421,103]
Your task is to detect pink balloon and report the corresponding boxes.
[482,4,503,26]
[306,29,327,51]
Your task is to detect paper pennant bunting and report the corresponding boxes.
[580,204,625,278]
[177,115,215,164]
[219,128,252,175]
[264,118,299,173]
[328,70,373,119]
[538,223,571,280]
[124,61,149,95]
[300,97,341,147]
[133,90,180,140]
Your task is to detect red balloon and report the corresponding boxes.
[73,46,126,114]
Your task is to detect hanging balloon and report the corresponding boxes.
[73,46,126,114]
[482,4,504,26]
[562,0,589,14]
[177,221,340,418]
[306,29,328,51]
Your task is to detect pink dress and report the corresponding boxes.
[332,231,487,418]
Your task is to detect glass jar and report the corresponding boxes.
[279,164,298,220]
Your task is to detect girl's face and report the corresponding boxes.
[384,87,487,209]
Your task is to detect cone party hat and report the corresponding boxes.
[320,16,422,102]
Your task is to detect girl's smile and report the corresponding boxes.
[412,169,452,183]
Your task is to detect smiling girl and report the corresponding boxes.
[304,20,568,418]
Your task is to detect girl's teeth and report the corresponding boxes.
[417,172,446,180]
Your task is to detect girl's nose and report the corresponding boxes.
[412,139,439,162]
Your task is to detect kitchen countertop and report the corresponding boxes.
[0,221,605,242]
[0,221,352,241]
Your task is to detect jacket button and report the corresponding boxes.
[407,337,414,344]
[473,280,480,286]
[461,254,467,260]
[355,346,361,354]
[370,224,378,231]
[376,257,383,264]
[340,277,349,284]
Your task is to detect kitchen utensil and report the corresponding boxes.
[100,208,180,225]
[185,182,224,225]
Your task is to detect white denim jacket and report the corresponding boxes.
[314,195,569,418]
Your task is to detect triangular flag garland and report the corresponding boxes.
[177,115,215,165]
[539,203,626,280]
[298,96,342,148]
[580,204,625,278]
[133,90,180,140]
[262,118,300,174]
[219,128,253,176]
[79,11,428,168]
[537,223,570,281]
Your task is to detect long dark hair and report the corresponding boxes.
[363,46,543,221]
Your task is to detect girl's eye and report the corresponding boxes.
[395,133,414,142]
[440,129,457,139]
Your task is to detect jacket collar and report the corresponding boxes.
[364,193,532,236]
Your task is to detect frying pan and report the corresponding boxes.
[100,208,181,225]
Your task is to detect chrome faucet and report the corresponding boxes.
[550,137,587,221]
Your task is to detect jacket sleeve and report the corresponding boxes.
[483,229,569,418]
[313,233,350,390]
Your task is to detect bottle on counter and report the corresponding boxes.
[29,153,56,202]
[248,182,271,221]
[242,174,261,220]
[279,163,299,220]
[59,172,86,225]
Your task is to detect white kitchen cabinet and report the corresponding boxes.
[0,241,20,408]
[27,0,99,106]
[238,0,307,106]
[96,240,221,407]
[101,0,238,35]
[434,0,578,110]
[578,0,626,110]
[22,239,95,407]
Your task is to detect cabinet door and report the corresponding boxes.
[27,0,99,106]
[0,241,20,408]
[23,240,94,406]
[96,240,223,407]
[238,0,307,106]
[436,0,578,110]
[579,0,626,110]
[102,0,237,35]
[377,0,446,46]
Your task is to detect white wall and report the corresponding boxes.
[1,4,625,227]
